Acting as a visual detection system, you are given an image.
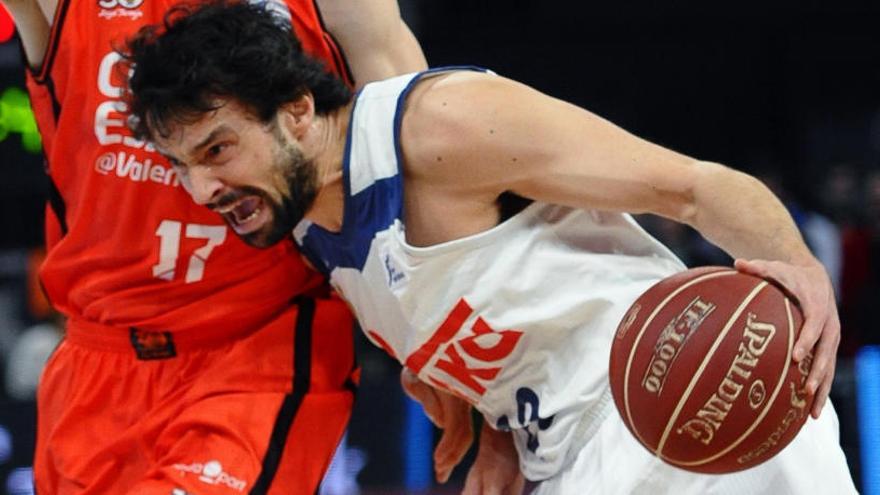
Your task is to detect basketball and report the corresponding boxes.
[609,266,814,474]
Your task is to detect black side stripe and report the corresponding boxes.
[47,173,68,235]
[322,31,354,87]
[32,0,73,83]
[310,0,354,86]
[45,77,61,121]
[249,297,314,495]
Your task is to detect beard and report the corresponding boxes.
[212,137,319,248]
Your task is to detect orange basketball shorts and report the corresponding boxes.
[34,296,357,495]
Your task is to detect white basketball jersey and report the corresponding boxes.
[294,68,688,480]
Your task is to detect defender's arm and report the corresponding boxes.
[317,0,427,87]
[2,0,54,68]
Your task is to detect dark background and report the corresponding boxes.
[412,0,880,183]
[0,1,878,493]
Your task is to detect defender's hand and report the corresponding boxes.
[735,258,840,418]
[462,423,524,495]
[400,368,473,483]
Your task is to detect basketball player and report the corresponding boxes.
[125,2,858,493]
[0,0,429,491]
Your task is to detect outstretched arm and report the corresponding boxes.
[317,0,427,88]
[401,71,837,419]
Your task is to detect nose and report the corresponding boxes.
[186,166,225,206]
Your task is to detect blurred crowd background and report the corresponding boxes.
[0,1,878,494]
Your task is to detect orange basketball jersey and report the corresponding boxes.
[26,0,352,335]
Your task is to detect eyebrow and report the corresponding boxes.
[189,125,232,157]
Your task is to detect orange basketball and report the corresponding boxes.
[608,266,814,474]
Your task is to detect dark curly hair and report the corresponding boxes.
[121,0,352,140]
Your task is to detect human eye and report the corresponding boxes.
[205,142,231,162]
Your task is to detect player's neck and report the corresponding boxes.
[302,103,352,232]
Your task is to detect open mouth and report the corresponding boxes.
[215,195,269,235]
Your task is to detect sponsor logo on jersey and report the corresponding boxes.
[92,52,180,188]
[403,298,524,404]
[173,460,247,492]
[95,150,181,188]
[98,0,144,20]
[383,252,406,288]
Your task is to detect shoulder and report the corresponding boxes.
[402,70,551,145]
[403,70,517,118]
[397,70,545,189]
[400,71,512,155]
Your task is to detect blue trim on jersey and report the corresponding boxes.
[298,66,490,274]
[392,66,488,177]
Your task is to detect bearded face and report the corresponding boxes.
[206,130,320,248]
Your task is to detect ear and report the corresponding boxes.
[278,93,315,140]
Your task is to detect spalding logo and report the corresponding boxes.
[641,297,715,395]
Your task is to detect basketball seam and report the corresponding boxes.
[655,280,768,457]
[622,269,736,448]
[671,297,795,466]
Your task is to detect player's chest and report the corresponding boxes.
[344,233,534,405]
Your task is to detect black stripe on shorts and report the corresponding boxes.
[249,296,314,495]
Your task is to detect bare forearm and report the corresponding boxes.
[2,0,50,68]
[317,0,426,87]
[680,161,837,418]
[685,162,814,265]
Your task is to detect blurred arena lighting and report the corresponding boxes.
[0,87,42,154]
[403,396,432,491]
[857,345,880,495]
[319,433,366,495]
[6,467,34,495]
[0,425,10,465]
[0,4,12,44]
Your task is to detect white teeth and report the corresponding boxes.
[241,207,261,223]
[217,204,237,214]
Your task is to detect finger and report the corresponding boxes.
[809,330,838,418]
[792,274,836,364]
[792,301,829,363]
[803,317,834,388]
[434,403,472,475]
[734,258,781,281]
[434,424,472,483]
[737,259,829,363]
[435,454,452,484]
[734,259,801,299]
[401,371,444,425]
[462,467,482,495]
[811,363,834,419]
